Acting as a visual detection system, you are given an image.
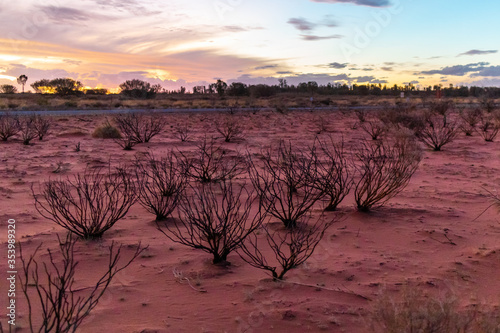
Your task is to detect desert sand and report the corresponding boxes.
[1,108,499,332]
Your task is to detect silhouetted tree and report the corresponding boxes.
[215,79,227,97]
[119,79,159,99]
[0,84,17,94]
[17,74,28,93]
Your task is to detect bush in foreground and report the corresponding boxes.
[20,233,145,332]
[32,165,137,239]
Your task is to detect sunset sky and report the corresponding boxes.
[1,0,499,92]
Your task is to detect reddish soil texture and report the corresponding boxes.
[1,109,499,332]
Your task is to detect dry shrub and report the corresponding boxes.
[0,113,20,141]
[458,107,482,136]
[238,216,335,280]
[477,111,500,142]
[134,151,187,221]
[372,286,500,333]
[215,116,244,142]
[19,116,37,145]
[416,110,458,151]
[313,137,352,211]
[113,112,164,143]
[248,140,324,228]
[92,120,122,139]
[179,136,246,183]
[354,132,422,212]
[32,165,137,239]
[20,233,145,332]
[158,180,266,264]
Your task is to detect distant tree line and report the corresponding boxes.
[3,75,499,99]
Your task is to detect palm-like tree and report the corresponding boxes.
[17,75,28,93]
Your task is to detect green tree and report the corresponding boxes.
[17,74,28,93]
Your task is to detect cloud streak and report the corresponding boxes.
[458,49,498,56]
[310,0,391,7]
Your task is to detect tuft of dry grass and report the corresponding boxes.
[371,286,500,333]
[92,121,122,139]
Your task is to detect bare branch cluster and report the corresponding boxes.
[32,165,137,239]
[415,110,458,151]
[354,135,422,212]
[238,218,334,280]
[313,137,353,211]
[158,180,266,264]
[248,140,324,228]
[134,151,187,221]
[458,107,481,136]
[20,233,145,332]
[178,137,246,183]
[215,116,244,142]
[31,114,51,140]
[19,116,37,145]
[113,112,164,149]
[477,111,500,142]
[0,113,20,141]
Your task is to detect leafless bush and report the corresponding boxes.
[158,180,266,264]
[113,112,164,143]
[0,113,20,141]
[215,116,244,142]
[134,151,187,220]
[416,110,458,151]
[354,135,422,212]
[31,114,51,140]
[429,100,453,115]
[312,115,331,134]
[480,97,496,113]
[477,111,500,142]
[359,117,388,140]
[377,106,424,133]
[313,137,353,211]
[458,107,482,136]
[355,109,367,123]
[19,116,37,145]
[174,123,191,142]
[238,217,334,280]
[32,165,137,239]
[248,140,324,228]
[115,135,139,150]
[20,233,145,333]
[371,286,500,333]
[179,136,246,183]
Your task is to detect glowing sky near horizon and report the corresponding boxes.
[0,0,499,91]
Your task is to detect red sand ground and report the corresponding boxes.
[1,109,499,332]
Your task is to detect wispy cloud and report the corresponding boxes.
[300,34,343,41]
[458,49,498,56]
[310,0,391,7]
[255,65,278,70]
[420,62,489,76]
[288,17,317,32]
[471,66,500,77]
[328,62,348,69]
